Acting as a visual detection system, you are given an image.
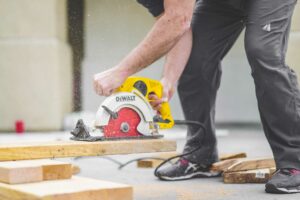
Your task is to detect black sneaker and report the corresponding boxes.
[265,168,300,194]
[155,158,220,181]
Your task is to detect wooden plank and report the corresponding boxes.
[226,158,275,172]
[137,152,247,169]
[211,158,275,173]
[219,152,247,161]
[211,159,241,172]
[223,168,276,183]
[0,160,72,184]
[137,152,178,168]
[0,176,133,200]
[0,139,176,161]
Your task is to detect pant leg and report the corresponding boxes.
[244,0,300,169]
[178,0,246,164]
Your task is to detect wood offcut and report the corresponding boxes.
[0,176,133,200]
[0,159,72,184]
[224,168,276,183]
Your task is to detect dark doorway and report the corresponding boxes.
[67,0,85,111]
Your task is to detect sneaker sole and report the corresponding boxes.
[265,184,300,194]
[158,171,221,181]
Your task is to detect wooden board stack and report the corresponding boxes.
[0,139,176,199]
[211,157,276,184]
[0,139,176,200]
[0,159,133,200]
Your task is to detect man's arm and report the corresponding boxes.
[149,28,193,110]
[94,0,195,96]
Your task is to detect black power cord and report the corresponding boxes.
[154,120,206,177]
[73,119,206,172]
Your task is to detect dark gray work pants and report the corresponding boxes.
[178,0,300,169]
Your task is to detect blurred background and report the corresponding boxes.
[0,0,299,132]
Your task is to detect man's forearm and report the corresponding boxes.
[116,0,195,76]
[163,28,192,85]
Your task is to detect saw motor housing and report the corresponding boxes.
[115,77,175,129]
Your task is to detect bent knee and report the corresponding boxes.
[245,35,283,64]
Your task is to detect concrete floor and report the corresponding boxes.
[1,126,299,200]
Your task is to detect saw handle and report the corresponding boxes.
[148,85,174,129]
[157,101,174,129]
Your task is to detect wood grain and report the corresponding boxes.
[224,168,276,183]
[0,139,176,161]
[226,158,275,172]
[0,176,133,200]
[0,160,72,184]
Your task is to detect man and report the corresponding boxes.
[93,0,300,194]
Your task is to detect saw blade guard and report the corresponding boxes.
[94,91,157,136]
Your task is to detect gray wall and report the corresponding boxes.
[83,0,261,123]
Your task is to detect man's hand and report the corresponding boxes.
[93,67,128,96]
[149,78,176,111]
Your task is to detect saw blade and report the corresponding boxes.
[103,107,142,138]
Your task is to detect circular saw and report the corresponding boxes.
[70,77,175,141]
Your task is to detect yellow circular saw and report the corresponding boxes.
[71,77,174,141]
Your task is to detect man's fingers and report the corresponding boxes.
[96,82,103,96]
[150,99,163,106]
[148,94,159,100]
[153,104,162,111]
[103,88,114,96]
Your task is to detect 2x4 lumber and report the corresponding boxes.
[0,160,72,184]
[137,152,247,169]
[137,152,178,168]
[210,159,240,172]
[0,176,133,200]
[211,158,275,173]
[0,139,176,161]
[223,168,276,183]
[226,158,275,172]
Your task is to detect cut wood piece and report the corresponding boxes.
[137,152,178,168]
[0,139,176,161]
[0,164,43,185]
[219,152,247,161]
[224,168,276,183]
[39,160,72,181]
[211,159,241,172]
[226,158,275,173]
[0,159,72,184]
[0,176,133,200]
[72,165,81,175]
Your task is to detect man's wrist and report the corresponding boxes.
[114,65,132,79]
[161,76,177,87]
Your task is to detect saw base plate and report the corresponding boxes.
[70,134,164,142]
